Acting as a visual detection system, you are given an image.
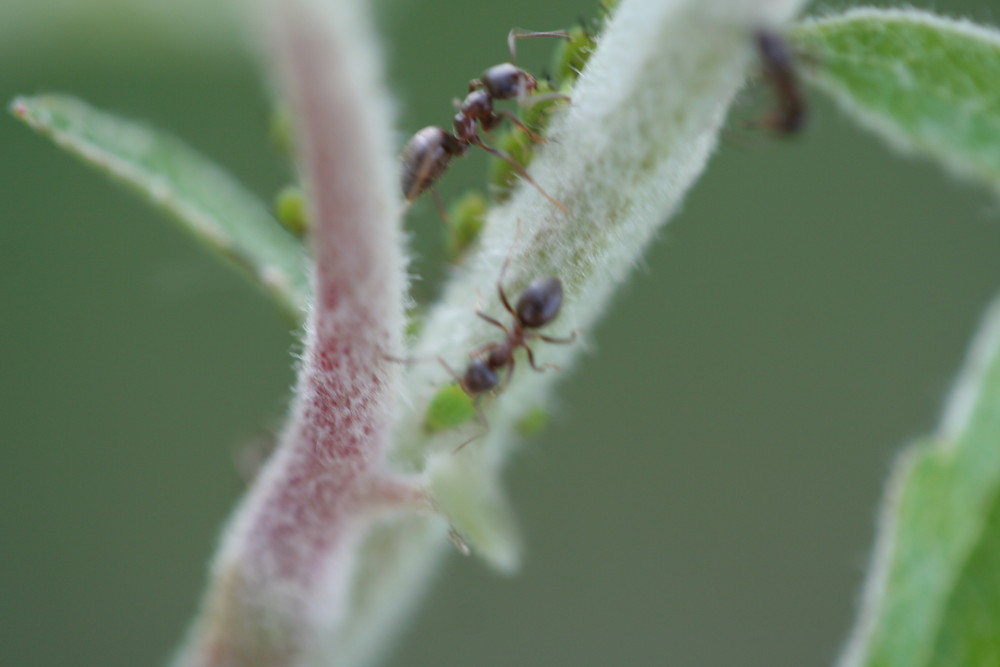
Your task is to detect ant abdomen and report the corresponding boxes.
[515,278,564,328]
[400,126,463,201]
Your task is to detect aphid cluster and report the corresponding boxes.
[400,29,570,215]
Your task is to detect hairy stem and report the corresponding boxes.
[173,0,405,664]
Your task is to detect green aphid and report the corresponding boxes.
[425,383,476,432]
[405,311,425,339]
[551,25,596,88]
[270,106,295,158]
[275,185,309,238]
[516,407,549,437]
[445,190,487,260]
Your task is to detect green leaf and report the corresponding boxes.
[792,9,1000,196]
[10,94,310,318]
[841,296,1000,666]
[428,453,522,573]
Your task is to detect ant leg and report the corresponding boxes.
[539,330,578,345]
[498,355,517,392]
[476,310,510,335]
[469,340,502,361]
[435,356,466,390]
[452,429,485,454]
[430,187,451,226]
[494,218,522,319]
[524,344,559,373]
[381,352,435,365]
[453,398,490,453]
[496,284,516,321]
[496,109,546,144]
[508,28,570,65]
[471,137,568,214]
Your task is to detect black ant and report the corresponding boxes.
[400,29,571,216]
[454,273,572,396]
[437,234,576,451]
[754,28,808,136]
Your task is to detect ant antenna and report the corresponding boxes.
[507,28,570,65]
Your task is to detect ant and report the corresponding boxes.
[438,230,576,450]
[400,29,571,217]
[383,224,575,450]
[754,28,808,136]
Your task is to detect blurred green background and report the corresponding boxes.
[3,0,1000,665]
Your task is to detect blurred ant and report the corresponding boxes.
[753,28,808,136]
[400,29,571,217]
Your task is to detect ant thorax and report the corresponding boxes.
[486,345,513,370]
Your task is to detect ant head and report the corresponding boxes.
[515,278,563,329]
[480,63,535,101]
[400,127,461,201]
[463,358,499,395]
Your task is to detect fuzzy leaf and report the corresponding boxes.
[10,94,310,318]
[793,9,1000,196]
[428,453,522,573]
[840,295,1000,666]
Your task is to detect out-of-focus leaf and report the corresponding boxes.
[840,295,1000,666]
[0,0,240,61]
[793,8,1000,196]
[11,94,310,318]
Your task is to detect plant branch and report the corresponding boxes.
[328,1,808,664]
[173,0,405,664]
